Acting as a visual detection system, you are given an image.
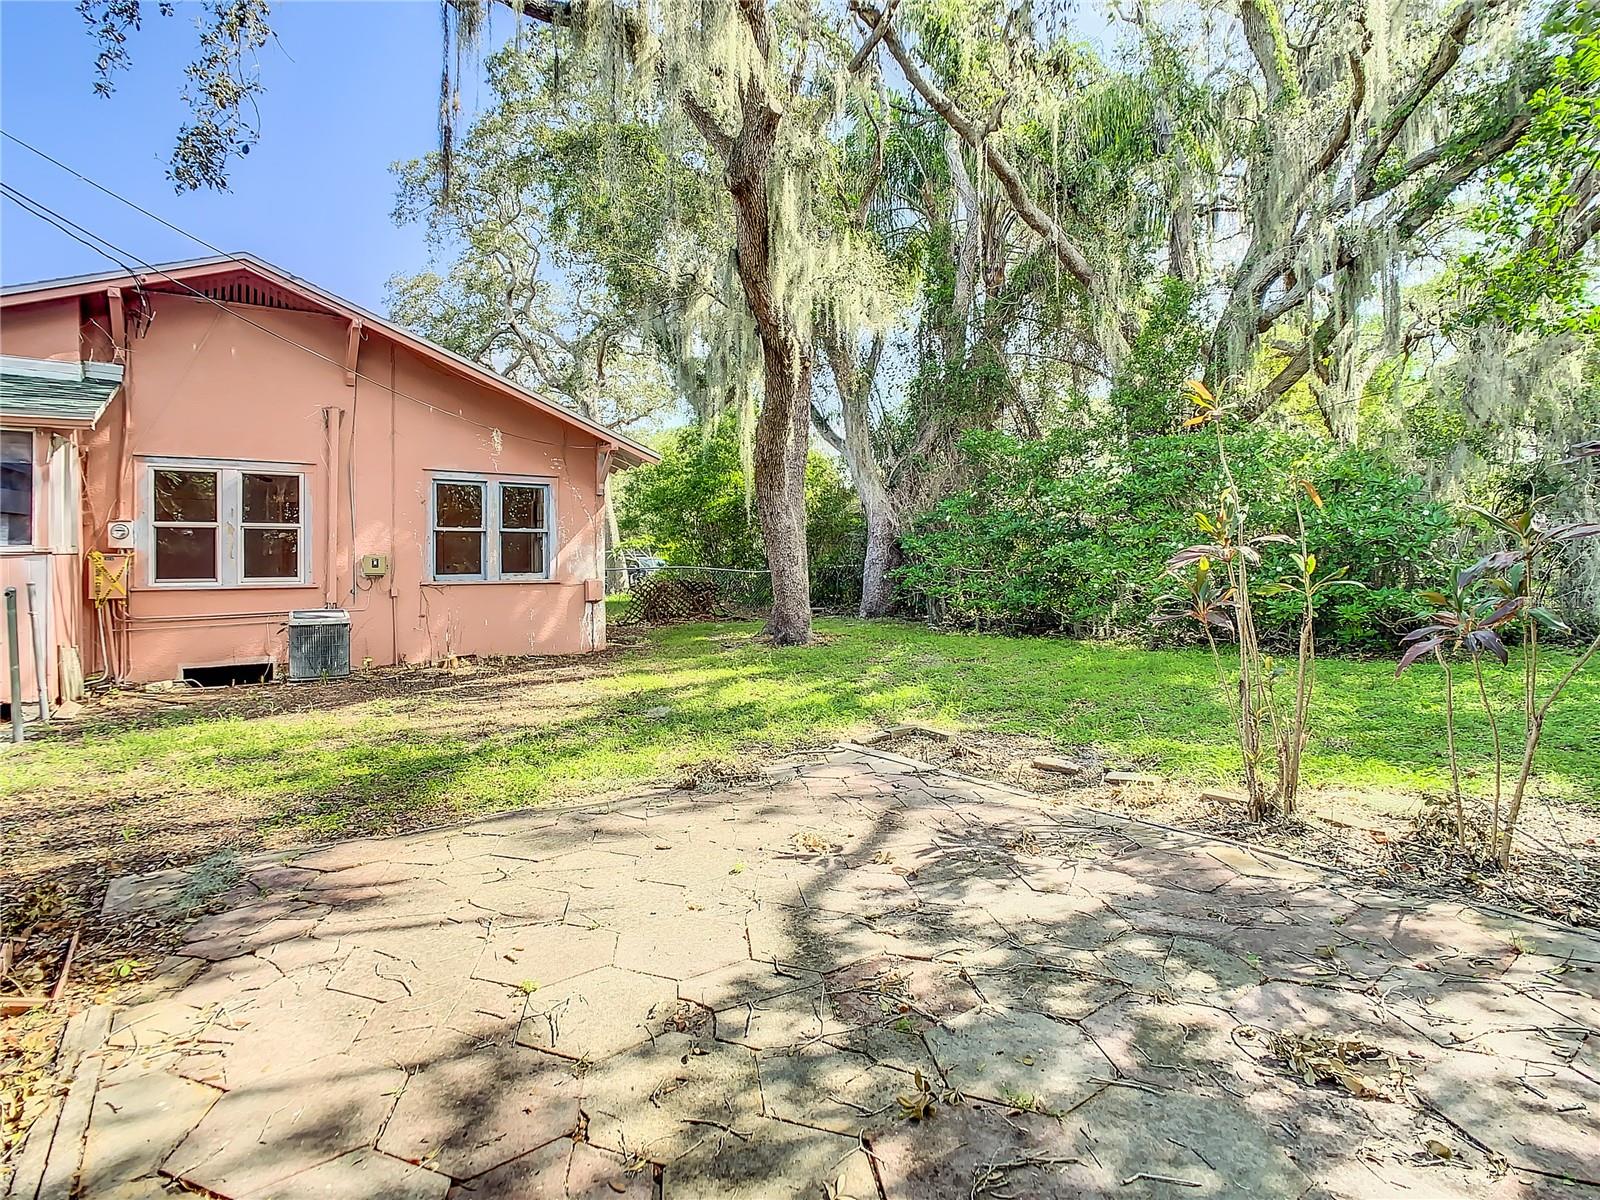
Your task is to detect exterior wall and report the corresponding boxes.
[0,426,81,707]
[69,290,608,684]
[0,299,82,361]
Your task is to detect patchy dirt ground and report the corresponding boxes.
[4,649,1596,1173]
[866,726,1600,928]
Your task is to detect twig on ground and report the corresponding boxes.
[1121,1172,1202,1187]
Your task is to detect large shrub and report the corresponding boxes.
[898,428,1450,650]
[616,419,863,571]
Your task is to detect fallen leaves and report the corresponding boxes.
[789,832,843,856]
[896,1070,938,1121]
[1249,1028,1410,1101]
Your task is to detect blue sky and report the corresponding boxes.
[1,2,1130,315]
[0,0,507,310]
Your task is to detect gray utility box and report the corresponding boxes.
[287,609,351,681]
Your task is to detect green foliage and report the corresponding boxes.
[1455,0,1600,334]
[899,428,1449,649]
[616,420,862,571]
[78,0,273,192]
[1109,277,1204,437]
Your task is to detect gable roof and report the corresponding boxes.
[0,356,122,429]
[0,253,658,466]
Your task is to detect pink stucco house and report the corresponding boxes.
[0,253,655,708]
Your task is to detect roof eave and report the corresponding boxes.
[1,255,660,465]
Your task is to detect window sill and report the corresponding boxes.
[139,580,319,591]
[425,577,561,586]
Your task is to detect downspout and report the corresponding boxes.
[323,407,343,608]
[107,287,130,525]
[389,344,399,666]
[107,287,133,680]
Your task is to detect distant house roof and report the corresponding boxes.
[0,356,123,429]
[0,253,659,466]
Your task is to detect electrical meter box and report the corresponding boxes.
[88,550,133,602]
[361,554,390,578]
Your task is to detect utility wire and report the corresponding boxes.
[1,183,146,279]
[3,128,233,260]
[0,180,596,455]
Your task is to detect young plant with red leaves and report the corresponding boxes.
[1398,449,1600,864]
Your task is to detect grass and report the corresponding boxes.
[4,618,1597,851]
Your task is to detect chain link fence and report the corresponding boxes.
[608,562,866,626]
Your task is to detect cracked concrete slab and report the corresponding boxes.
[515,966,680,1061]
[1064,1086,1313,1197]
[925,1008,1111,1111]
[580,1032,760,1164]
[377,1042,582,1179]
[161,1053,406,1196]
[81,747,1600,1199]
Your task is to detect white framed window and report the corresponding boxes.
[430,473,553,582]
[143,459,310,587]
[1,429,35,550]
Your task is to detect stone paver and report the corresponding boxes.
[925,1008,1112,1111]
[377,1042,582,1178]
[77,746,1600,1199]
[161,1053,405,1196]
[252,1148,451,1199]
[79,1070,218,1199]
[516,965,681,1061]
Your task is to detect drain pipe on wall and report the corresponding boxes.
[5,589,23,743]
[25,580,49,725]
[323,407,343,609]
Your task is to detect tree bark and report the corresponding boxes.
[859,505,901,617]
[820,332,897,617]
[684,44,815,643]
[752,341,815,642]
[492,0,814,644]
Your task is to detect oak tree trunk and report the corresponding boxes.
[752,342,815,642]
[712,76,814,645]
[859,504,901,618]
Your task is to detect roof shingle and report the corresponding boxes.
[0,357,122,427]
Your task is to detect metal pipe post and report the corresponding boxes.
[25,580,49,725]
[5,588,23,744]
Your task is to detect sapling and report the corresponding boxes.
[1154,381,1348,819]
[1398,443,1600,864]
[1395,563,1522,850]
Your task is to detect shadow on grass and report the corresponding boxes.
[4,618,1596,888]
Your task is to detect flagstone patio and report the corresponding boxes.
[31,746,1600,1199]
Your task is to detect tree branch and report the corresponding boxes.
[854,3,1099,293]
[1348,0,1484,205]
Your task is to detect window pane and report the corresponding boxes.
[500,531,548,576]
[154,469,217,523]
[501,484,545,530]
[155,526,217,580]
[244,528,299,579]
[0,430,32,547]
[435,482,483,528]
[435,530,484,577]
[243,473,300,524]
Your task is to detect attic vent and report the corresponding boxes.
[196,279,301,309]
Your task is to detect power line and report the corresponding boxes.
[2,128,233,260]
[0,180,592,454]
[1,183,145,280]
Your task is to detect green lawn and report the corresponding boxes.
[5,619,1597,845]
